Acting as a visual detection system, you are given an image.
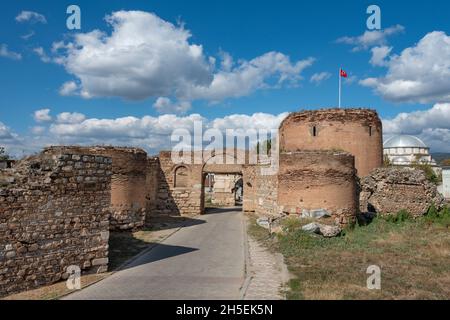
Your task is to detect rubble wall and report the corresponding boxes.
[0,151,111,297]
[44,146,147,230]
[242,166,257,212]
[154,152,203,216]
[254,166,279,217]
[360,167,444,217]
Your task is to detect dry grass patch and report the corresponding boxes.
[1,273,111,300]
[247,209,450,300]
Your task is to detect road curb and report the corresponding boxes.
[239,214,252,300]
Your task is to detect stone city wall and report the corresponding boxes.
[254,166,279,217]
[44,146,147,230]
[0,151,111,297]
[145,157,160,224]
[153,151,203,216]
[242,165,257,212]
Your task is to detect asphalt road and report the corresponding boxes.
[64,207,246,300]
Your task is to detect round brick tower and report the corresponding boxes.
[279,108,383,177]
[278,151,358,226]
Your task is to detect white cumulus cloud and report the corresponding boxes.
[55,11,213,101]
[181,52,314,102]
[56,112,86,124]
[42,112,287,153]
[50,10,313,113]
[0,44,22,60]
[382,103,450,152]
[31,126,46,135]
[153,97,192,114]
[336,25,404,51]
[310,72,331,85]
[59,81,79,96]
[361,31,450,103]
[33,109,52,123]
[210,112,288,132]
[33,47,51,63]
[370,46,392,66]
[15,11,47,24]
[0,122,14,139]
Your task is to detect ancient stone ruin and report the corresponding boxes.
[43,146,149,231]
[0,150,111,296]
[360,167,444,217]
[1,107,439,297]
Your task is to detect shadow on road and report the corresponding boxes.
[204,207,242,215]
[109,218,204,271]
[122,242,199,271]
[146,215,206,231]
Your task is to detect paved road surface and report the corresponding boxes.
[64,208,246,300]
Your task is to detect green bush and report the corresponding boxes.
[413,163,439,184]
[424,205,450,227]
[0,147,8,161]
[426,204,439,219]
[384,209,412,224]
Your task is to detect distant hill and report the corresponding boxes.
[432,153,450,165]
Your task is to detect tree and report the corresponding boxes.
[0,147,8,161]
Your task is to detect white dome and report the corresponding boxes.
[384,135,428,148]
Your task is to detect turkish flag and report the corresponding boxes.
[340,69,348,78]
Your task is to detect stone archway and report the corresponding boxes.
[200,151,244,214]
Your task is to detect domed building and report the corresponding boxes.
[383,135,437,166]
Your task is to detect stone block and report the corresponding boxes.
[92,258,108,266]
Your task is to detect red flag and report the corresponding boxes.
[340,69,348,78]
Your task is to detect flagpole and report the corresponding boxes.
[338,68,341,108]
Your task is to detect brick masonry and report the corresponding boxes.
[279,108,383,177]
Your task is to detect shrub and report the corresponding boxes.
[424,205,450,227]
[412,163,439,184]
[426,204,439,219]
[0,147,8,161]
[383,155,392,167]
[384,209,412,224]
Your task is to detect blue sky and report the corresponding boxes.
[1,0,450,156]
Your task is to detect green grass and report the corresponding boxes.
[247,207,450,300]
